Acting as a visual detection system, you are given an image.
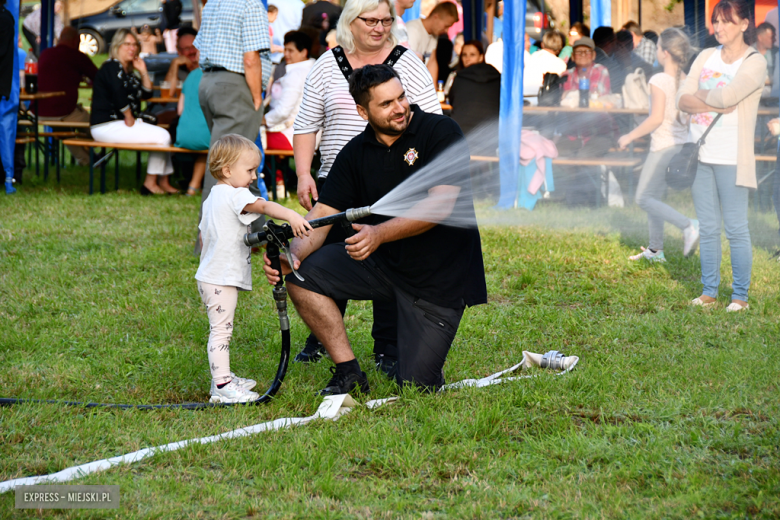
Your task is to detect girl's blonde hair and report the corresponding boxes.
[109,29,140,60]
[658,27,694,91]
[208,134,260,180]
[336,0,399,54]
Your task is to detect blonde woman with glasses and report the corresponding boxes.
[291,0,441,370]
[90,29,177,195]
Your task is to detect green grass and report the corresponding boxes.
[1,159,780,518]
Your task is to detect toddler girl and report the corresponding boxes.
[196,134,312,403]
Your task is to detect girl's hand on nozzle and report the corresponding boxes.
[289,215,313,238]
[617,134,632,150]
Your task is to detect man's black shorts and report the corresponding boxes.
[286,243,465,390]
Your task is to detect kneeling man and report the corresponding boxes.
[264,64,487,395]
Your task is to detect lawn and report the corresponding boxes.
[1,159,779,519]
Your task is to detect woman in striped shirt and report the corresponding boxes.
[293,0,441,211]
[291,0,441,368]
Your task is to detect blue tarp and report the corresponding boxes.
[401,2,420,23]
[496,0,525,209]
[590,0,611,32]
[1,0,20,194]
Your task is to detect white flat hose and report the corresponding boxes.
[0,351,577,493]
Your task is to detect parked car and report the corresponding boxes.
[72,0,193,56]
[526,0,554,42]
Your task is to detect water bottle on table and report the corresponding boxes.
[578,70,589,108]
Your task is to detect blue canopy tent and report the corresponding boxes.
[1,0,21,193]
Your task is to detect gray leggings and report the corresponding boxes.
[634,145,693,250]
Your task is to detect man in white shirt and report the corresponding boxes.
[405,2,458,59]
[523,29,567,98]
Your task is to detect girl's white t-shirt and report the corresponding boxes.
[689,47,743,165]
[648,72,689,152]
[196,185,263,291]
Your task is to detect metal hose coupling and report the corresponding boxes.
[346,206,372,221]
[540,350,566,370]
[273,286,290,331]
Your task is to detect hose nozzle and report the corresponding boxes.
[346,206,371,222]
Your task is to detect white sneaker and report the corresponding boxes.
[209,380,260,403]
[210,372,257,396]
[683,220,700,257]
[629,247,666,262]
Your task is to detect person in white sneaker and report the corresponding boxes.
[196,135,313,403]
[678,0,766,312]
[618,28,700,264]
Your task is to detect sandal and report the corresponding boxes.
[726,302,749,312]
[186,185,201,197]
[691,296,717,307]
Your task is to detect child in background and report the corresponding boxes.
[267,5,285,55]
[196,134,312,403]
[131,25,163,57]
[618,28,699,262]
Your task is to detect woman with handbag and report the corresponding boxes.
[90,30,176,195]
[618,28,698,262]
[677,0,767,311]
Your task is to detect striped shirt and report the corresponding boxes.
[194,0,272,85]
[294,47,442,179]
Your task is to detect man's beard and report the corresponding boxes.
[369,105,411,136]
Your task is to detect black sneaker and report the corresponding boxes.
[294,337,327,363]
[374,354,398,379]
[319,367,370,396]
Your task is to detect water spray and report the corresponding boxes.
[0,208,372,410]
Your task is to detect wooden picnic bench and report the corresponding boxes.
[62,139,207,194]
[470,155,643,207]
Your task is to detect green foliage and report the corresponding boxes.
[1,159,779,518]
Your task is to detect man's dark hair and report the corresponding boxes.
[177,26,198,40]
[643,30,659,44]
[615,29,634,52]
[592,26,616,48]
[757,21,776,39]
[348,64,401,108]
[284,30,313,57]
[622,20,642,36]
[430,1,458,20]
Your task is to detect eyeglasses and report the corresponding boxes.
[357,16,394,27]
[573,50,592,56]
[121,42,139,48]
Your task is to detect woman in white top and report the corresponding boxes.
[618,28,699,262]
[678,0,767,311]
[263,31,316,150]
[293,0,441,211]
[291,0,440,367]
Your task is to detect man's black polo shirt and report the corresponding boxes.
[318,105,487,309]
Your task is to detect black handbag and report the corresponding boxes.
[538,73,565,107]
[665,112,722,190]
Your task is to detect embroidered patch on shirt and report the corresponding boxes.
[404,148,419,166]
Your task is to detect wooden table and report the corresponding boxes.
[19,91,66,177]
[523,105,649,115]
[147,96,179,104]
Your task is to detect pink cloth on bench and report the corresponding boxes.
[520,130,558,195]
